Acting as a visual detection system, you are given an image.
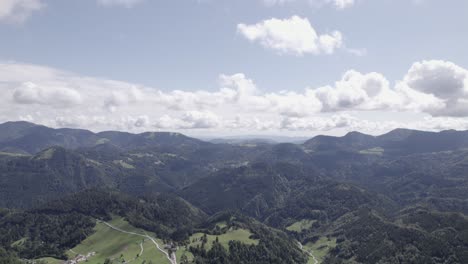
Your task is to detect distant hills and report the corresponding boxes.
[303,128,468,155]
[4,121,468,156]
[0,121,205,155]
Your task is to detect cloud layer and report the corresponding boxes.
[1,60,468,135]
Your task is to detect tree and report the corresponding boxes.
[181,254,189,264]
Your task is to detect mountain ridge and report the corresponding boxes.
[4,121,468,155]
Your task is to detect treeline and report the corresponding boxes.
[188,212,308,264]
[323,208,468,264]
[0,247,22,264]
[190,239,307,264]
[35,189,206,240]
[0,210,94,259]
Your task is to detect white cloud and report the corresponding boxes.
[402,60,468,117]
[104,86,143,112]
[0,0,43,23]
[219,73,258,100]
[262,0,355,9]
[405,60,468,98]
[262,0,294,6]
[278,114,468,135]
[280,114,353,131]
[13,82,82,107]
[314,70,401,111]
[331,0,354,9]
[2,60,468,135]
[182,111,220,128]
[97,0,144,8]
[154,111,220,129]
[237,16,343,56]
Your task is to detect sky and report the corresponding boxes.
[1,0,468,137]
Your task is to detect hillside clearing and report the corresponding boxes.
[303,237,337,263]
[286,219,317,233]
[188,226,258,251]
[66,217,169,264]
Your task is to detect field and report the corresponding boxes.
[303,236,337,264]
[359,147,385,155]
[188,226,258,251]
[37,217,170,264]
[170,223,257,261]
[36,257,63,264]
[175,247,194,263]
[37,148,56,159]
[286,219,317,232]
[0,151,29,157]
[35,220,259,264]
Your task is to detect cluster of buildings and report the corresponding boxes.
[63,252,96,264]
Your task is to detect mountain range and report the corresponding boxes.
[2,121,468,263]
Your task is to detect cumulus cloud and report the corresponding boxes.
[97,0,144,8]
[314,71,393,111]
[2,60,468,135]
[219,73,258,100]
[402,60,468,116]
[237,16,343,56]
[0,0,43,23]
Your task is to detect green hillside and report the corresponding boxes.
[66,217,169,264]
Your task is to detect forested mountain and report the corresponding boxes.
[0,147,119,208]
[0,121,206,155]
[2,121,468,263]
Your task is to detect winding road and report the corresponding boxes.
[138,242,144,257]
[99,220,177,264]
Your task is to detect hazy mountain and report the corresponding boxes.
[0,121,207,155]
[304,128,468,156]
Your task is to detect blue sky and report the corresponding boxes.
[1,0,468,137]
